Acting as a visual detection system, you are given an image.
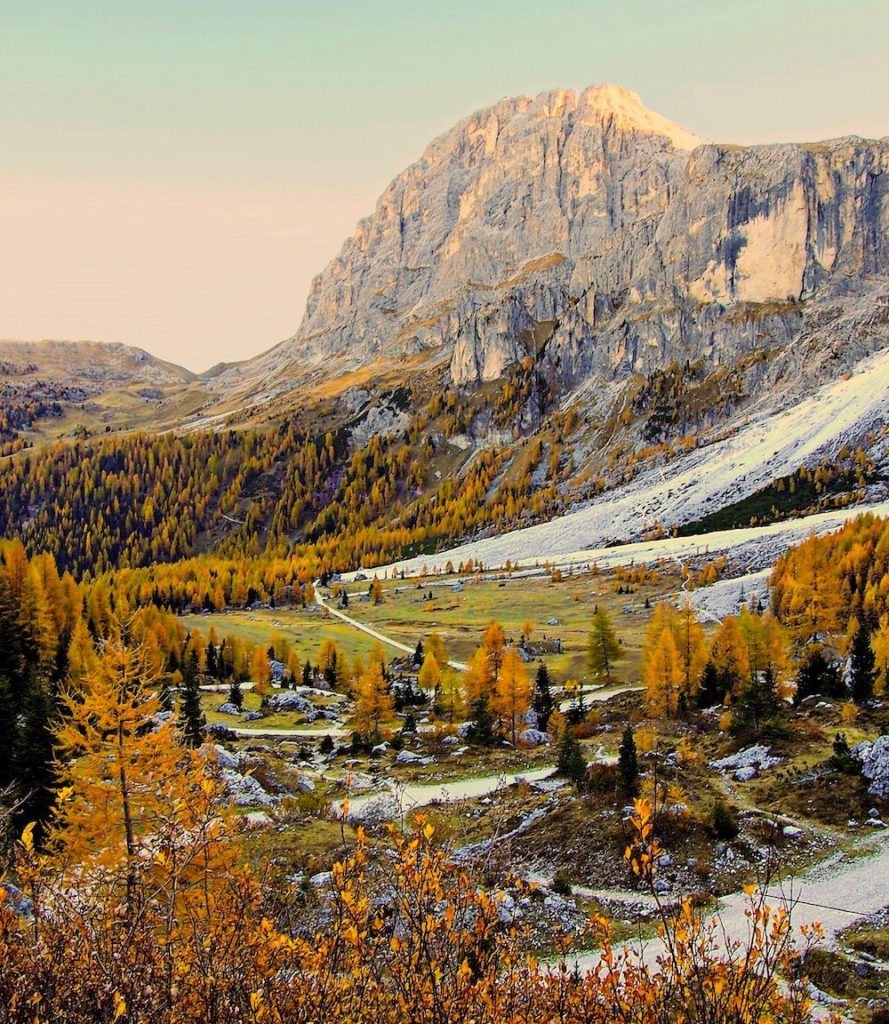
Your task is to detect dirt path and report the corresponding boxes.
[229,724,347,740]
[569,834,889,973]
[339,765,556,819]
[315,586,469,671]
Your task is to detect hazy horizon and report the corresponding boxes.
[2,0,887,372]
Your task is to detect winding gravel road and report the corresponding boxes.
[314,586,469,671]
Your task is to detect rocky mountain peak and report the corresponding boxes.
[225,85,886,410]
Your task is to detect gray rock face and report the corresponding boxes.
[853,735,889,800]
[240,84,888,401]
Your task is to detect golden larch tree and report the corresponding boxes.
[644,629,684,717]
[351,661,394,737]
[492,646,531,744]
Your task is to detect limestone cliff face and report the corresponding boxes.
[245,85,888,396]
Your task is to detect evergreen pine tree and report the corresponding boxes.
[302,661,313,687]
[158,677,175,714]
[794,646,843,704]
[466,694,496,746]
[179,649,205,748]
[850,619,876,703]
[532,662,555,731]
[730,667,784,741]
[14,670,57,841]
[0,675,16,790]
[556,726,587,785]
[618,725,638,797]
[228,678,244,710]
[205,641,218,680]
[697,662,723,708]
[588,607,621,686]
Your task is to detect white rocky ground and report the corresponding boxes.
[687,569,772,621]
[340,346,889,581]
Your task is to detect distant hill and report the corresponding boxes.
[0,339,208,450]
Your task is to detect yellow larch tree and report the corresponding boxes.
[492,647,530,745]
[462,646,491,704]
[250,645,272,697]
[644,629,683,717]
[482,621,506,684]
[673,598,707,700]
[425,630,448,668]
[418,653,442,693]
[67,616,99,684]
[351,661,394,737]
[435,665,464,724]
[52,640,184,909]
[708,615,751,699]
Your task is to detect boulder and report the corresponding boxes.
[212,744,240,770]
[267,691,314,715]
[222,769,276,808]
[395,749,425,764]
[242,812,272,829]
[853,735,889,801]
[710,745,781,774]
[217,701,241,716]
[519,728,551,747]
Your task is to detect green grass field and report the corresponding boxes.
[180,606,383,669]
[182,568,681,688]
[339,569,680,684]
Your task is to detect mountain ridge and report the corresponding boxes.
[204,83,885,430]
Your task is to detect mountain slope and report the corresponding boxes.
[347,341,889,577]
[0,339,196,386]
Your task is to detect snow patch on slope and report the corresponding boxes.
[371,347,889,575]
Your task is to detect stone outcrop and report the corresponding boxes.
[236,84,887,402]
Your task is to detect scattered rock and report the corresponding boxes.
[222,769,276,808]
[519,728,551,747]
[267,691,314,715]
[242,812,272,829]
[0,882,32,918]
[710,745,781,775]
[217,702,241,716]
[212,744,240,770]
[348,793,402,826]
[852,735,889,800]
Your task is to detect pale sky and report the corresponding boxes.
[2,1,887,372]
